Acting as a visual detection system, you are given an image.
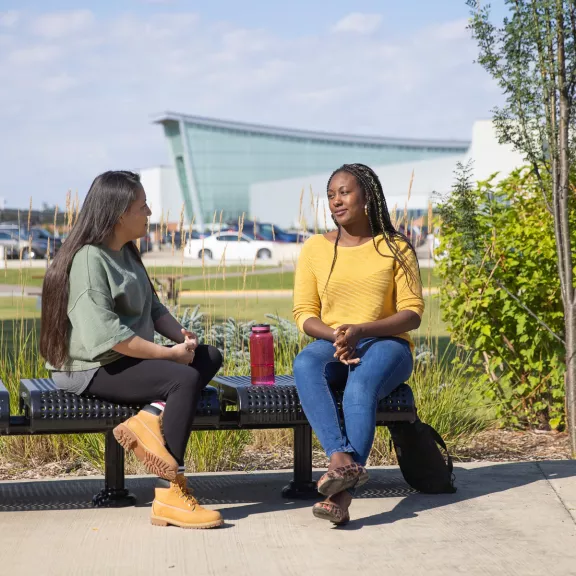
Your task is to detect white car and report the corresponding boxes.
[184,232,275,262]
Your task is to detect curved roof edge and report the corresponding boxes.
[152,111,470,151]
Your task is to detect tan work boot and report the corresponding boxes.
[151,474,223,529]
[113,409,178,481]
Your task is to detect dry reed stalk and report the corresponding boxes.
[74,192,80,226]
[402,169,414,230]
[237,212,244,241]
[27,199,32,259]
[210,210,217,235]
[65,191,72,234]
[217,210,224,236]
[390,202,398,228]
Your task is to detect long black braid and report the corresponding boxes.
[324,163,421,296]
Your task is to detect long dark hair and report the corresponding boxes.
[324,163,421,293]
[41,170,153,368]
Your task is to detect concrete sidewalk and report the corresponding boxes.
[1,462,575,575]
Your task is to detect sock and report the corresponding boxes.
[142,402,165,416]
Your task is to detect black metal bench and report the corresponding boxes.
[213,375,416,498]
[0,380,10,434]
[0,375,416,505]
[3,378,220,507]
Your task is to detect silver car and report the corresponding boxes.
[0,229,20,258]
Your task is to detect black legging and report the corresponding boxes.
[84,345,223,465]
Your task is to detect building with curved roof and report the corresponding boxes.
[153,112,470,228]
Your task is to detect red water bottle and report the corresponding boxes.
[250,324,275,385]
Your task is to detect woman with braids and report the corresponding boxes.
[293,163,424,526]
[40,171,223,529]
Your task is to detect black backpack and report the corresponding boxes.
[388,418,457,494]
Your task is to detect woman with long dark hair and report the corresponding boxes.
[293,163,424,525]
[41,170,223,529]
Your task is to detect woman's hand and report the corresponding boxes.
[333,324,363,365]
[169,342,196,365]
[181,328,198,350]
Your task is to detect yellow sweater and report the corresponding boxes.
[293,234,425,349]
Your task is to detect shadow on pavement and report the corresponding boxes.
[0,460,573,528]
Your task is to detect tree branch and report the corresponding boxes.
[494,279,566,345]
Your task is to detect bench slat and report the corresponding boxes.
[19,379,220,433]
[213,375,416,426]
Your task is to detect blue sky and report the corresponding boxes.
[7,1,508,35]
[0,1,509,207]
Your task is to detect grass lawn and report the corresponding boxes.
[1,293,445,332]
[180,268,441,292]
[179,295,295,323]
[0,269,46,288]
[0,264,442,291]
[0,264,281,288]
[0,296,41,320]
[180,272,295,291]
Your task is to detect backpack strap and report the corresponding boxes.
[426,424,454,475]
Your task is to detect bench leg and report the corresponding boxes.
[93,431,137,508]
[281,425,319,499]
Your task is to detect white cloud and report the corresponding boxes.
[0,13,498,208]
[0,10,19,28]
[31,10,94,39]
[42,73,78,93]
[331,13,383,35]
[427,18,470,41]
[7,45,61,65]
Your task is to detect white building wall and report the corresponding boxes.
[139,166,184,225]
[249,155,464,230]
[249,120,529,230]
[464,120,527,183]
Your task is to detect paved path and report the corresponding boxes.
[1,462,575,575]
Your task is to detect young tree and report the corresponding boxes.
[467,0,576,453]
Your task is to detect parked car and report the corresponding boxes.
[224,220,306,243]
[184,232,275,261]
[0,225,53,259]
[161,230,208,246]
[21,227,62,254]
[0,229,19,258]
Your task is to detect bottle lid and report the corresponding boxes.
[251,324,270,332]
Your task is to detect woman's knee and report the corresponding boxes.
[293,348,315,377]
[209,345,223,370]
[293,341,330,375]
[192,344,223,385]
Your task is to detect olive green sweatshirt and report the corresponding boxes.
[47,244,168,377]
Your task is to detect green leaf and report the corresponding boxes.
[549,417,562,431]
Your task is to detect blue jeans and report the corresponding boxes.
[293,337,413,466]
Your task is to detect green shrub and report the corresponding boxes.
[436,166,568,429]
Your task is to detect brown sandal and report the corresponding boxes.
[312,501,350,526]
[317,463,369,496]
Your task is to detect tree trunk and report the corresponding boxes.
[556,1,576,455]
[566,325,576,455]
